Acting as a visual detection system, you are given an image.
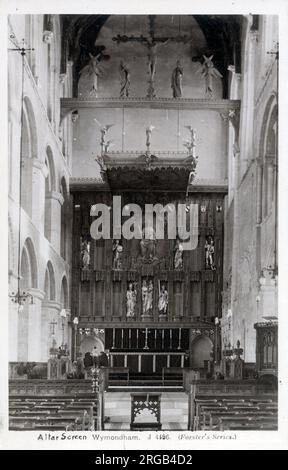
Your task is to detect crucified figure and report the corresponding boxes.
[143,38,170,82]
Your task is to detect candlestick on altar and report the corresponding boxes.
[144,327,149,350]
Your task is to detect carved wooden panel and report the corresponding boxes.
[72,190,225,326]
[190,281,201,318]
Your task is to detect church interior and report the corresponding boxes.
[8,14,278,431]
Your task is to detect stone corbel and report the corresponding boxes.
[43,30,54,44]
[31,158,49,179]
[59,73,67,85]
[259,267,276,287]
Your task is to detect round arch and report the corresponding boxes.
[44,261,56,301]
[259,95,278,222]
[60,175,69,199]
[190,335,213,369]
[20,237,38,289]
[259,93,277,157]
[60,275,69,308]
[80,336,104,355]
[45,146,56,191]
[21,97,38,217]
[22,96,38,159]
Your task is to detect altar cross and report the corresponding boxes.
[50,319,58,336]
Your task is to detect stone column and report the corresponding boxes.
[45,191,64,253]
[41,300,61,361]
[238,28,259,180]
[27,288,45,361]
[8,274,19,361]
[228,65,242,100]
[258,268,277,321]
[256,158,263,225]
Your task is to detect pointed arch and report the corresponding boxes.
[190,335,213,369]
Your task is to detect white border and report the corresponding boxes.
[0,0,288,451]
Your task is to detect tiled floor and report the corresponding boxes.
[104,391,188,431]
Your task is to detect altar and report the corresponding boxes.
[109,351,186,373]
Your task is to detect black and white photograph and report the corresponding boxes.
[1,0,288,453]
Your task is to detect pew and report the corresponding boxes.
[9,394,97,431]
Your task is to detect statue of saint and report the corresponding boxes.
[171,60,184,98]
[158,283,168,315]
[205,236,216,270]
[119,60,130,98]
[126,282,137,318]
[174,239,184,270]
[199,55,223,99]
[81,239,90,269]
[78,53,103,97]
[112,240,123,270]
[140,226,157,263]
[142,279,153,315]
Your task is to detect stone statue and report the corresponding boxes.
[78,53,103,97]
[145,125,155,151]
[205,236,216,270]
[126,282,137,318]
[112,240,123,270]
[119,60,130,98]
[142,279,148,314]
[147,280,154,314]
[158,282,168,315]
[199,55,223,99]
[142,279,153,315]
[174,239,184,270]
[171,60,183,98]
[81,239,90,269]
[140,226,157,263]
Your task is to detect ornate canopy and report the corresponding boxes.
[100,151,197,191]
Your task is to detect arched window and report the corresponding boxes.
[60,275,69,310]
[20,97,38,218]
[18,238,38,361]
[44,261,56,301]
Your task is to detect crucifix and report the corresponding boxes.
[112,15,190,98]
